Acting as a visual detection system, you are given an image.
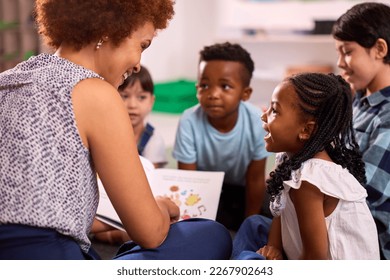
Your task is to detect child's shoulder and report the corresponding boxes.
[180,104,203,119]
[176,104,205,129]
[286,159,367,201]
[240,101,262,114]
[239,102,264,125]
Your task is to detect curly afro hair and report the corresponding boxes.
[34,0,175,50]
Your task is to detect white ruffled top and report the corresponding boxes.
[270,158,380,260]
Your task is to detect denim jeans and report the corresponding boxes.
[232,215,272,260]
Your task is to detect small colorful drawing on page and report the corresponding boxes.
[166,185,207,220]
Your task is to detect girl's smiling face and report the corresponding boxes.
[261,81,308,157]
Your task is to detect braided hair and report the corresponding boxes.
[267,72,366,201]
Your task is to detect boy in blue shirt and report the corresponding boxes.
[173,42,270,230]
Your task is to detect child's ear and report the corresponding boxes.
[299,121,316,141]
[374,38,388,60]
[241,87,252,101]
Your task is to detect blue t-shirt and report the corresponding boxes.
[173,102,270,186]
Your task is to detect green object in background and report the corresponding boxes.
[23,50,35,60]
[2,51,18,61]
[153,79,198,114]
[0,21,19,30]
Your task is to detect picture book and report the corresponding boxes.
[96,156,225,231]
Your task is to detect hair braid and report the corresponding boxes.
[267,73,366,201]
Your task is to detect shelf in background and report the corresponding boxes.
[230,34,333,44]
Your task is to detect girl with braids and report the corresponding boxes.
[232,72,379,260]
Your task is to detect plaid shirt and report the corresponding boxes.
[353,86,390,259]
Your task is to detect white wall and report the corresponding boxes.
[141,0,219,82]
[144,0,390,155]
[141,0,390,84]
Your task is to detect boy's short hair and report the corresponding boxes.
[118,66,154,94]
[332,2,390,64]
[199,42,254,86]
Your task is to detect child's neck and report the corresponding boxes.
[366,64,390,95]
[312,150,332,162]
[207,112,238,133]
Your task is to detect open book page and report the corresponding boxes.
[96,156,225,231]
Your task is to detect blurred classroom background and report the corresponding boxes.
[3,0,390,259]
[2,0,390,169]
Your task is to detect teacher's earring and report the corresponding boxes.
[96,39,104,50]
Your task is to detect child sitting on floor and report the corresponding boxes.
[232,72,379,260]
[173,42,270,231]
[118,66,167,168]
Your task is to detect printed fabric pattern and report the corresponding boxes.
[0,53,102,253]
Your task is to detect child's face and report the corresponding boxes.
[335,39,381,93]
[260,82,307,156]
[196,60,251,121]
[118,79,155,128]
